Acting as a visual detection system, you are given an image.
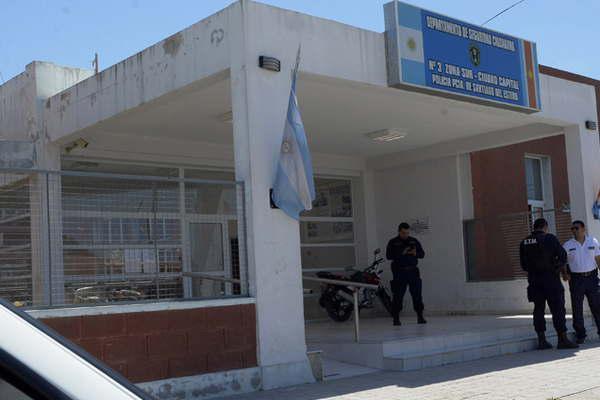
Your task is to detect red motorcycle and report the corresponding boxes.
[316,249,393,322]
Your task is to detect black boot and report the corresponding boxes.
[393,315,401,326]
[417,312,427,324]
[536,332,552,350]
[557,332,579,349]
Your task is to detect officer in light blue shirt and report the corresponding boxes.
[563,220,600,344]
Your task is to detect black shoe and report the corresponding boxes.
[576,336,586,345]
[393,317,401,326]
[417,314,427,324]
[536,332,552,350]
[557,333,579,349]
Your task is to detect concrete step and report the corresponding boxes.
[383,334,543,371]
[384,330,597,371]
[380,324,534,357]
[308,316,598,372]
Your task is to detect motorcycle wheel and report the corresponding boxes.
[378,289,394,317]
[323,295,353,322]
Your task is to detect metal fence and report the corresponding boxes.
[0,168,248,308]
[464,209,572,281]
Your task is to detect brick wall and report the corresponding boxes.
[469,135,570,280]
[39,303,257,383]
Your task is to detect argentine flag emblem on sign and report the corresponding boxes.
[271,47,316,220]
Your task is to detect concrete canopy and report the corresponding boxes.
[54,67,564,171]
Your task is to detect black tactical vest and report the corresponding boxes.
[522,232,556,273]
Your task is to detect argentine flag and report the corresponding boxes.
[271,47,315,220]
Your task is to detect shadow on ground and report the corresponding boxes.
[223,342,593,400]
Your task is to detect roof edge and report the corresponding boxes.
[539,65,600,87]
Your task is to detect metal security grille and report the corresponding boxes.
[0,168,248,308]
[464,209,572,281]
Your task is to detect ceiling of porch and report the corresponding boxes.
[65,72,565,159]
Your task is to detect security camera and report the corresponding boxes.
[64,138,89,154]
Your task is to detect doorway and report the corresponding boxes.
[187,219,238,298]
[524,155,555,232]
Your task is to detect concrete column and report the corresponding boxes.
[229,1,314,390]
[29,142,64,306]
[565,124,600,238]
[27,62,86,306]
[29,172,51,306]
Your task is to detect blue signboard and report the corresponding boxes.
[384,1,541,112]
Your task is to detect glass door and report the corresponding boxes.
[188,222,231,297]
[525,156,555,232]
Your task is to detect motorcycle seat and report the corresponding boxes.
[316,271,355,280]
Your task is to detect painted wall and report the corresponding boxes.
[43,6,234,142]
[374,155,533,313]
[0,62,91,141]
[0,61,92,169]
[0,69,34,140]
[374,156,465,313]
[39,304,257,383]
[537,74,600,238]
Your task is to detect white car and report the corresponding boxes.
[0,299,154,400]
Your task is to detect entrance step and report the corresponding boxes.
[384,333,549,371]
[307,316,596,372]
[384,328,598,371]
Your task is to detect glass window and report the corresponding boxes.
[64,249,106,277]
[300,178,356,270]
[159,248,182,273]
[62,176,179,214]
[185,183,236,215]
[525,157,543,201]
[184,169,235,180]
[301,246,356,270]
[63,217,109,245]
[189,223,224,273]
[155,219,181,244]
[300,221,354,244]
[49,161,246,305]
[302,178,353,218]
[62,160,178,177]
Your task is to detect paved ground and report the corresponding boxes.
[306,315,538,344]
[224,342,600,400]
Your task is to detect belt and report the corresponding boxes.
[392,264,418,270]
[571,269,598,277]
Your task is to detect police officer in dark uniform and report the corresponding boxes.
[386,222,426,326]
[519,218,578,349]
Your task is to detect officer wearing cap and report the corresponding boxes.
[519,218,577,349]
[563,220,600,344]
[386,222,426,326]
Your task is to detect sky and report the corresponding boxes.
[1,0,599,83]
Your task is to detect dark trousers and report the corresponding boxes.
[569,272,600,339]
[391,266,424,318]
[528,273,567,334]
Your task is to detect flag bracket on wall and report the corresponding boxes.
[269,189,279,209]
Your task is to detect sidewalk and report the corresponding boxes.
[224,342,600,400]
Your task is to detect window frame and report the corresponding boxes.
[55,158,245,304]
[524,155,545,205]
[300,177,357,276]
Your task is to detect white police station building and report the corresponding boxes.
[0,1,599,398]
